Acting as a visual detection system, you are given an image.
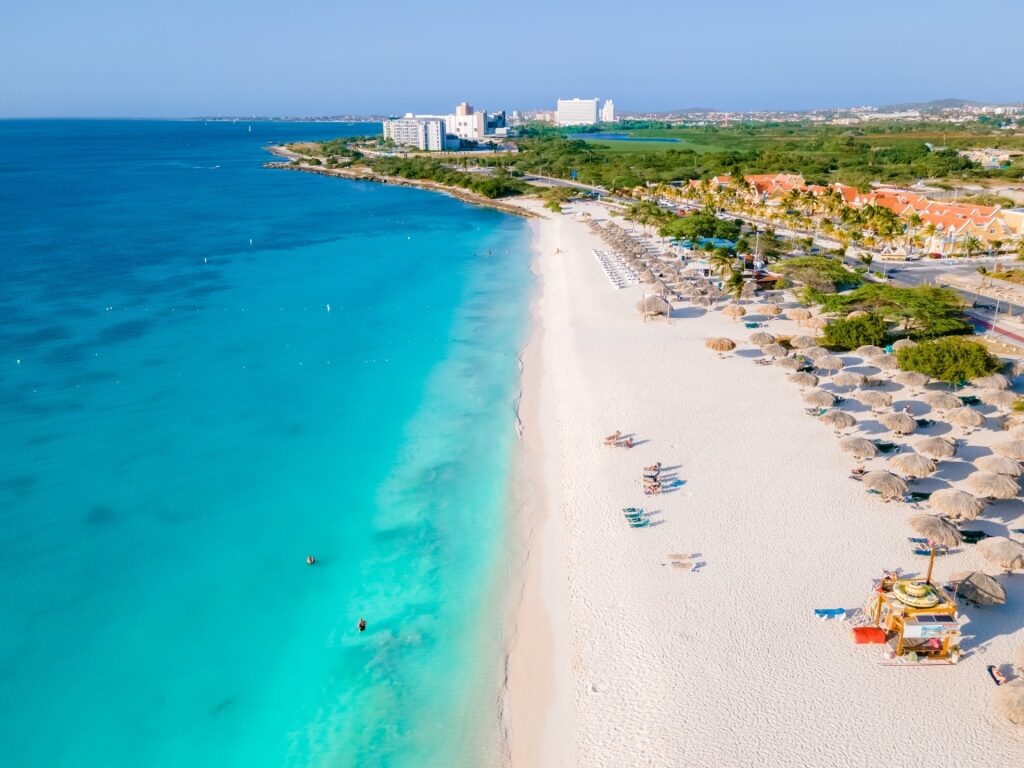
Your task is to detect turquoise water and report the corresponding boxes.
[0,121,532,766]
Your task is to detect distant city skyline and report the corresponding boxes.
[2,0,1022,118]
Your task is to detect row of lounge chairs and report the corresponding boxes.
[592,249,639,289]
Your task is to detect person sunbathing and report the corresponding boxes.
[603,430,622,445]
[644,462,662,472]
[850,466,866,477]
[642,475,660,486]
[643,483,661,495]
[620,437,634,449]
[989,665,1007,686]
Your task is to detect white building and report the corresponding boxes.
[601,99,616,123]
[446,110,486,141]
[382,116,446,151]
[556,98,600,126]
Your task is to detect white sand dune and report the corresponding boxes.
[506,199,1024,767]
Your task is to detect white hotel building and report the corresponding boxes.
[381,116,446,151]
[556,98,615,126]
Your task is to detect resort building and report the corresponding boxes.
[556,98,600,126]
[601,99,616,123]
[382,116,446,151]
[446,110,487,141]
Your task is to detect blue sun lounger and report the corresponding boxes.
[814,608,845,620]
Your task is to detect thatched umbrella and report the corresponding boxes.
[789,335,816,349]
[980,390,1020,410]
[995,681,1024,725]
[723,304,747,321]
[833,372,866,389]
[915,436,956,461]
[705,337,736,353]
[789,372,819,388]
[977,537,1024,572]
[929,489,983,520]
[880,412,917,435]
[950,571,1006,607]
[923,392,963,411]
[804,389,837,407]
[693,296,714,308]
[763,293,785,305]
[847,310,869,320]
[948,406,985,428]
[651,280,671,296]
[907,513,962,582]
[637,295,672,316]
[972,373,1011,390]
[816,355,845,373]
[775,357,804,370]
[763,305,783,317]
[863,471,909,498]
[895,371,930,388]
[789,308,812,325]
[750,331,775,346]
[856,345,885,358]
[761,343,787,358]
[638,269,656,283]
[807,316,829,331]
[976,455,1023,477]
[801,345,829,359]
[858,390,893,410]
[889,452,936,478]
[892,338,918,351]
[840,436,878,458]
[965,471,1019,500]
[874,354,900,370]
[993,440,1024,460]
[821,410,856,430]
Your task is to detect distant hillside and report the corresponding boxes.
[876,98,982,112]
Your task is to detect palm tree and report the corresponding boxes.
[709,248,734,278]
[725,268,746,303]
[962,235,983,259]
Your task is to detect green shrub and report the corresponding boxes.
[822,313,889,350]
[777,256,862,293]
[896,337,1000,383]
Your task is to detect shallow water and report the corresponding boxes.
[0,120,532,767]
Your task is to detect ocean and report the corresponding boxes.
[0,120,533,767]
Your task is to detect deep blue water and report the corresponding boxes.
[0,121,532,766]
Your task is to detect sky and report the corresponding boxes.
[2,0,1022,117]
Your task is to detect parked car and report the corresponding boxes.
[928,252,943,259]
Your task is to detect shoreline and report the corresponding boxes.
[264,145,538,219]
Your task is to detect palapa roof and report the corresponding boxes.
[749,331,775,346]
[971,373,1011,390]
[889,452,935,477]
[915,436,956,460]
[950,571,1006,607]
[862,470,909,498]
[977,536,1024,571]
[993,440,1024,460]
[833,371,866,388]
[858,390,893,409]
[704,336,736,352]
[976,455,1022,477]
[761,343,787,358]
[815,355,845,372]
[892,338,917,351]
[923,392,963,411]
[855,345,885,358]
[894,371,929,388]
[948,406,985,427]
[804,389,837,407]
[994,680,1024,725]
[820,410,856,429]
[929,488,983,520]
[907,513,962,548]
[880,412,917,435]
[965,471,1019,500]
[789,372,819,387]
[840,436,878,458]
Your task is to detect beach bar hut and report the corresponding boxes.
[863,572,961,662]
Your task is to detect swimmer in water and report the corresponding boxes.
[358,618,367,632]
[306,555,316,565]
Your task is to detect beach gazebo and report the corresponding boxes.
[864,571,961,662]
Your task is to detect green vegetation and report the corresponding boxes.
[366,157,529,198]
[505,121,1024,188]
[816,284,971,339]
[776,256,863,292]
[657,208,741,242]
[822,313,890,350]
[896,337,1001,384]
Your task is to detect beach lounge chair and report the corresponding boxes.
[959,395,980,406]
[744,322,763,329]
[915,419,935,428]
[628,518,650,528]
[1012,528,1024,535]
[871,440,898,453]
[906,491,931,502]
[623,507,643,517]
[813,608,846,620]
[908,537,929,545]
[912,547,948,557]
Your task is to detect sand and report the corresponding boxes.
[505,198,1024,767]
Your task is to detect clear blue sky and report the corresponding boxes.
[3,0,1021,117]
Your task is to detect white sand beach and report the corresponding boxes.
[505,198,1024,767]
